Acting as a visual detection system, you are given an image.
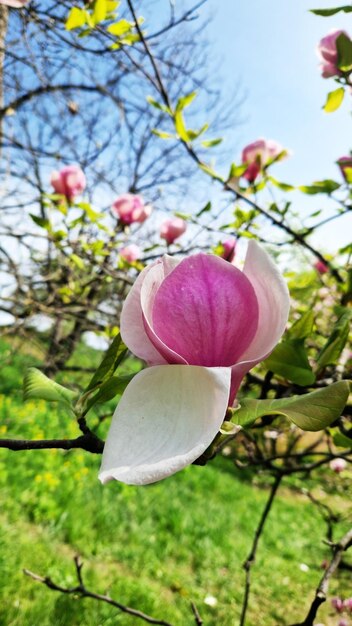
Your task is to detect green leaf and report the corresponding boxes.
[146,96,172,115]
[23,368,76,407]
[174,111,189,141]
[107,19,133,37]
[299,179,341,194]
[201,138,223,148]
[198,162,224,182]
[234,381,350,430]
[70,254,85,270]
[196,201,212,217]
[151,129,175,139]
[30,214,51,230]
[93,0,107,24]
[311,6,352,16]
[268,176,294,191]
[176,91,197,111]
[323,87,345,113]
[228,163,248,179]
[333,431,352,448]
[288,311,315,340]
[77,202,103,222]
[336,32,352,71]
[264,339,316,386]
[85,333,127,392]
[84,374,133,413]
[316,313,350,370]
[65,7,87,30]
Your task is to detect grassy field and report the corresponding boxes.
[0,340,351,626]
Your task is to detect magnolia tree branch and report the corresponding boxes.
[126,0,342,283]
[0,433,104,454]
[24,556,173,626]
[239,473,282,626]
[289,527,352,626]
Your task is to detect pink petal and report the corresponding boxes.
[228,240,290,402]
[120,256,179,365]
[99,365,231,485]
[151,254,259,366]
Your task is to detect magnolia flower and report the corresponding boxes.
[241,138,285,182]
[51,165,86,202]
[344,598,352,612]
[314,260,329,275]
[112,194,152,225]
[119,244,141,263]
[99,241,290,486]
[0,0,29,6]
[332,597,344,612]
[160,217,187,245]
[337,156,352,182]
[219,239,236,263]
[317,30,348,78]
[329,458,347,473]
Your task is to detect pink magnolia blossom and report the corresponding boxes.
[219,239,236,263]
[338,620,349,626]
[332,597,345,613]
[337,156,352,181]
[119,244,141,263]
[50,165,86,202]
[344,598,352,612]
[314,260,329,275]
[99,241,290,485]
[112,194,151,225]
[160,217,187,245]
[317,30,348,78]
[329,458,347,473]
[241,139,285,182]
[0,0,29,6]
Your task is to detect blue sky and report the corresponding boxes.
[201,0,352,250]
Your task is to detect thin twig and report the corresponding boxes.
[239,474,282,626]
[191,601,203,625]
[24,556,174,626]
[289,527,352,626]
[0,432,104,454]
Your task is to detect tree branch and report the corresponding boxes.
[0,433,104,454]
[24,556,173,626]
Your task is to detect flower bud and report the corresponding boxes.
[112,194,152,225]
[241,138,285,182]
[329,458,347,473]
[337,156,352,182]
[51,165,86,202]
[317,30,349,78]
[219,239,236,262]
[314,260,329,275]
[160,217,187,245]
[119,244,141,263]
[331,597,344,612]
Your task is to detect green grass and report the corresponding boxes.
[0,339,350,625]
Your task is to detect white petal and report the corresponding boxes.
[99,365,231,486]
[242,240,290,362]
[120,256,180,365]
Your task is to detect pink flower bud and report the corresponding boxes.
[0,0,29,6]
[317,30,349,78]
[219,239,236,263]
[337,156,352,181]
[160,217,187,245]
[112,194,152,225]
[329,458,347,473]
[332,597,344,612]
[119,244,141,263]
[344,598,352,612]
[50,165,86,202]
[314,260,329,275]
[241,138,285,182]
[338,619,349,626]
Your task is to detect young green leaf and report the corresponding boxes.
[316,313,350,370]
[65,7,87,30]
[85,333,127,392]
[323,87,345,113]
[93,0,107,24]
[311,6,352,16]
[288,311,315,340]
[233,380,350,430]
[174,111,189,142]
[30,214,51,230]
[23,368,76,407]
[264,339,316,386]
[336,32,352,71]
[299,179,341,194]
[84,374,133,413]
[175,91,197,111]
[201,138,223,148]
